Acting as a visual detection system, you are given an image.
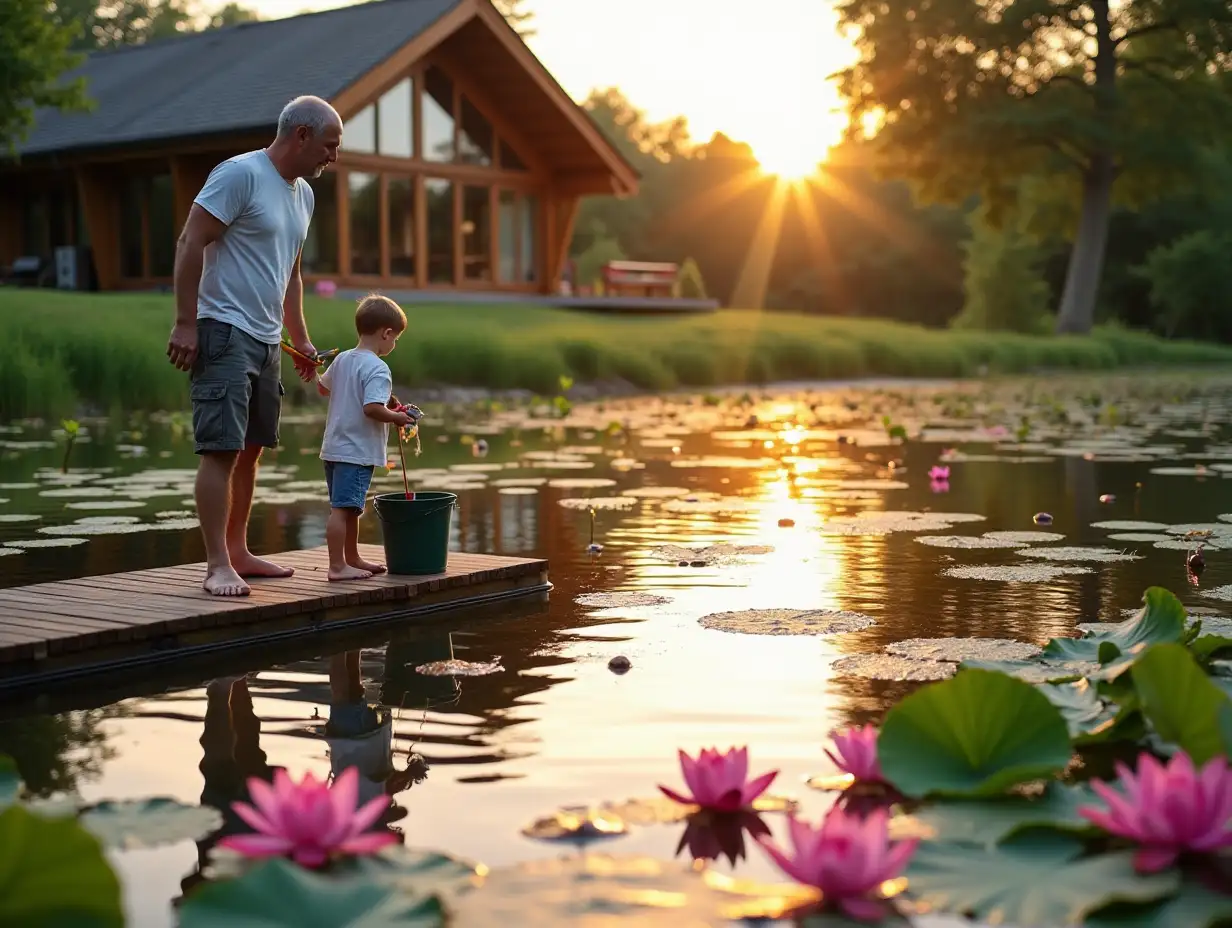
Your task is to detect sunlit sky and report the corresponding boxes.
[218,0,856,177]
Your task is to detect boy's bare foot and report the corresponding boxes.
[230,551,295,579]
[328,565,373,582]
[348,557,387,575]
[203,565,250,597]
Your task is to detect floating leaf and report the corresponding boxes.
[521,806,629,842]
[1190,635,1232,662]
[878,669,1071,798]
[943,565,1093,582]
[575,592,670,608]
[1043,588,1186,663]
[913,535,1030,549]
[557,496,634,510]
[1085,877,1232,928]
[960,658,1101,684]
[983,531,1065,543]
[1015,546,1142,563]
[1131,643,1232,764]
[1090,521,1169,531]
[699,608,875,636]
[885,638,1040,663]
[599,794,797,826]
[831,654,956,682]
[893,783,1097,847]
[0,805,123,927]
[414,659,503,677]
[179,857,439,927]
[79,798,222,850]
[905,834,1178,927]
[449,853,814,925]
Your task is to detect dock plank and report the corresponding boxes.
[0,545,547,666]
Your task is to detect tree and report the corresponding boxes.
[0,0,89,153]
[49,0,258,49]
[836,0,1232,334]
[492,0,533,38]
[1134,230,1232,340]
[951,203,1053,334]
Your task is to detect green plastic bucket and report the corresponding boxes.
[372,491,457,575]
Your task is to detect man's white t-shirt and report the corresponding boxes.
[194,150,314,345]
[319,349,393,467]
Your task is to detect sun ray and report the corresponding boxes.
[729,179,791,310]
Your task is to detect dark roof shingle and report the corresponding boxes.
[19,0,463,156]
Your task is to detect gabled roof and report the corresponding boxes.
[17,0,465,156]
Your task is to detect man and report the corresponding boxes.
[167,95,342,597]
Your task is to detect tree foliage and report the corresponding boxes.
[0,0,89,153]
[492,0,534,38]
[48,0,259,50]
[835,0,1232,333]
[952,202,1053,335]
[1135,230,1232,341]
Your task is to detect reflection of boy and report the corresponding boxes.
[326,651,427,822]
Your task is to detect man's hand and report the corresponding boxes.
[167,322,198,372]
[290,341,318,383]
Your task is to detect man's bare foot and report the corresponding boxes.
[328,565,373,582]
[348,557,387,575]
[203,566,250,597]
[230,551,295,579]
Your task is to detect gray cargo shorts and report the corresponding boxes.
[190,318,284,455]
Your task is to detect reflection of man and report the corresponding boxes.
[167,95,342,598]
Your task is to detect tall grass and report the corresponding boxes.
[2,288,1230,418]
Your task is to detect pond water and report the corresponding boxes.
[2,374,1232,926]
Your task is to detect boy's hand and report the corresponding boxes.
[393,411,417,428]
[290,341,319,383]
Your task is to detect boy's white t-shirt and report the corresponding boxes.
[319,349,393,467]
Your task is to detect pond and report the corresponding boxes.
[2,374,1231,927]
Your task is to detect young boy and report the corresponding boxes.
[317,294,418,581]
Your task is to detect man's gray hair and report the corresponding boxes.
[277,96,341,137]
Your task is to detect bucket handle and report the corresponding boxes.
[376,500,458,523]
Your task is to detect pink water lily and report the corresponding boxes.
[825,725,883,784]
[218,767,397,867]
[757,805,918,921]
[928,465,950,481]
[659,746,778,813]
[1078,751,1232,873]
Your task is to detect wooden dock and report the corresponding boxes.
[0,545,549,686]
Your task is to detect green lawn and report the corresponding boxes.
[2,288,1230,418]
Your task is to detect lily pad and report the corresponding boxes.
[699,608,875,637]
[877,669,1071,798]
[831,654,956,681]
[960,658,1101,684]
[0,805,123,927]
[1015,546,1141,563]
[893,783,1097,847]
[79,798,223,850]
[621,486,691,499]
[575,592,671,608]
[1086,877,1232,928]
[547,478,617,489]
[650,543,773,564]
[521,806,629,842]
[913,535,1030,549]
[982,531,1065,543]
[885,638,1041,663]
[3,537,88,549]
[448,853,813,925]
[1042,587,1186,662]
[943,564,1094,582]
[557,497,635,510]
[1131,642,1232,764]
[179,856,440,927]
[1090,521,1169,531]
[598,794,797,826]
[905,833,1178,927]
[1106,533,1170,543]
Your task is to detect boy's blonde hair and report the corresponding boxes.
[355,293,407,335]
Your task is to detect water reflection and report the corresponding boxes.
[3,379,1232,924]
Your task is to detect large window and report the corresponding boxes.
[344,104,376,155]
[500,140,528,171]
[521,193,539,283]
[148,174,175,277]
[422,67,455,162]
[461,186,490,281]
[497,190,517,282]
[458,96,494,166]
[378,78,413,158]
[425,178,453,283]
[119,177,144,278]
[387,176,415,278]
[304,173,338,274]
[21,195,48,256]
[348,172,380,275]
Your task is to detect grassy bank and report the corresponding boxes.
[3,289,1231,418]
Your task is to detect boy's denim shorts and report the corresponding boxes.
[324,461,374,513]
